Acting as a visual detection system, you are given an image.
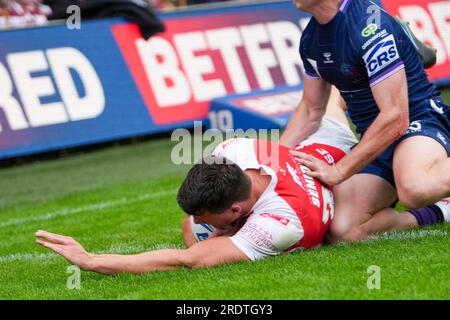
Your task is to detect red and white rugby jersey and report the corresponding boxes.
[212,138,346,260]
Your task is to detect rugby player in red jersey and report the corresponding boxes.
[34,91,449,274]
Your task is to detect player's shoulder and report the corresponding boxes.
[213,137,250,154]
[300,17,318,49]
[345,0,404,46]
[344,0,384,23]
[245,210,303,240]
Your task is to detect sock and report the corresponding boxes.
[434,199,450,222]
[408,206,444,226]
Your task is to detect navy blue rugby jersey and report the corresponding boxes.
[300,0,441,134]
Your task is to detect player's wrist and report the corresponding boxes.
[83,253,98,271]
[334,164,347,184]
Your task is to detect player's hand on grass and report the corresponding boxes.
[289,150,344,186]
[35,230,94,270]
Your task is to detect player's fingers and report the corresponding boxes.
[36,239,67,256]
[297,158,314,168]
[35,230,71,245]
[290,152,318,166]
[304,170,321,180]
[35,230,70,240]
[39,230,73,241]
[289,150,311,160]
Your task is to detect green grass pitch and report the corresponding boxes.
[0,89,450,300]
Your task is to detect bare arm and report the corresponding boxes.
[182,215,197,248]
[280,76,331,147]
[336,70,409,179]
[293,70,409,185]
[35,230,249,275]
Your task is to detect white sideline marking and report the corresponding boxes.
[0,252,56,264]
[0,190,176,229]
[0,243,182,264]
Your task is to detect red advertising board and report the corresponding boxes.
[114,0,450,126]
[382,0,450,85]
[112,2,309,125]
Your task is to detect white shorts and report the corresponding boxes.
[297,116,358,154]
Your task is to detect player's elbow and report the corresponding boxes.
[386,109,409,138]
[397,112,410,134]
[176,250,196,269]
[395,118,409,138]
[178,250,206,269]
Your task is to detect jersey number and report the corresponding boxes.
[321,186,335,224]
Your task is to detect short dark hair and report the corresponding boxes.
[177,156,251,215]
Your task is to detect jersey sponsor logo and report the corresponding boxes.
[299,164,321,208]
[362,23,379,37]
[362,29,388,50]
[286,161,320,208]
[363,34,400,77]
[259,213,290,226]
[286,162,306,191]
[239,222,277,251]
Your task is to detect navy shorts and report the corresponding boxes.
[359,101,450,187]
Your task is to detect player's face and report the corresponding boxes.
[193,206,244,229]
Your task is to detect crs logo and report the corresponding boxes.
[363,34,400,77]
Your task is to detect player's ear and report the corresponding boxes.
[230,204,243,216]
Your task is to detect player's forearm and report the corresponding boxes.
[281,101,324,147]
[88,249,190,275]
[336,110,409,179]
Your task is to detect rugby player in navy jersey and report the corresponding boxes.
[282,0,450,242]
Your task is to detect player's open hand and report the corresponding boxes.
[289,150,345,186]
[35,230,94,270]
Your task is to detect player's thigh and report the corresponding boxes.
[393,135,448,205]
[329,173,397,238]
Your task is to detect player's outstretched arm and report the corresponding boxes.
[35,230,249,275]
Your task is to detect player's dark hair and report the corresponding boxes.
[177,156,251,215]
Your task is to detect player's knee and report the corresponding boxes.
[328,220,368,243]
[397,179,431,209]
[327,229,366,244]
